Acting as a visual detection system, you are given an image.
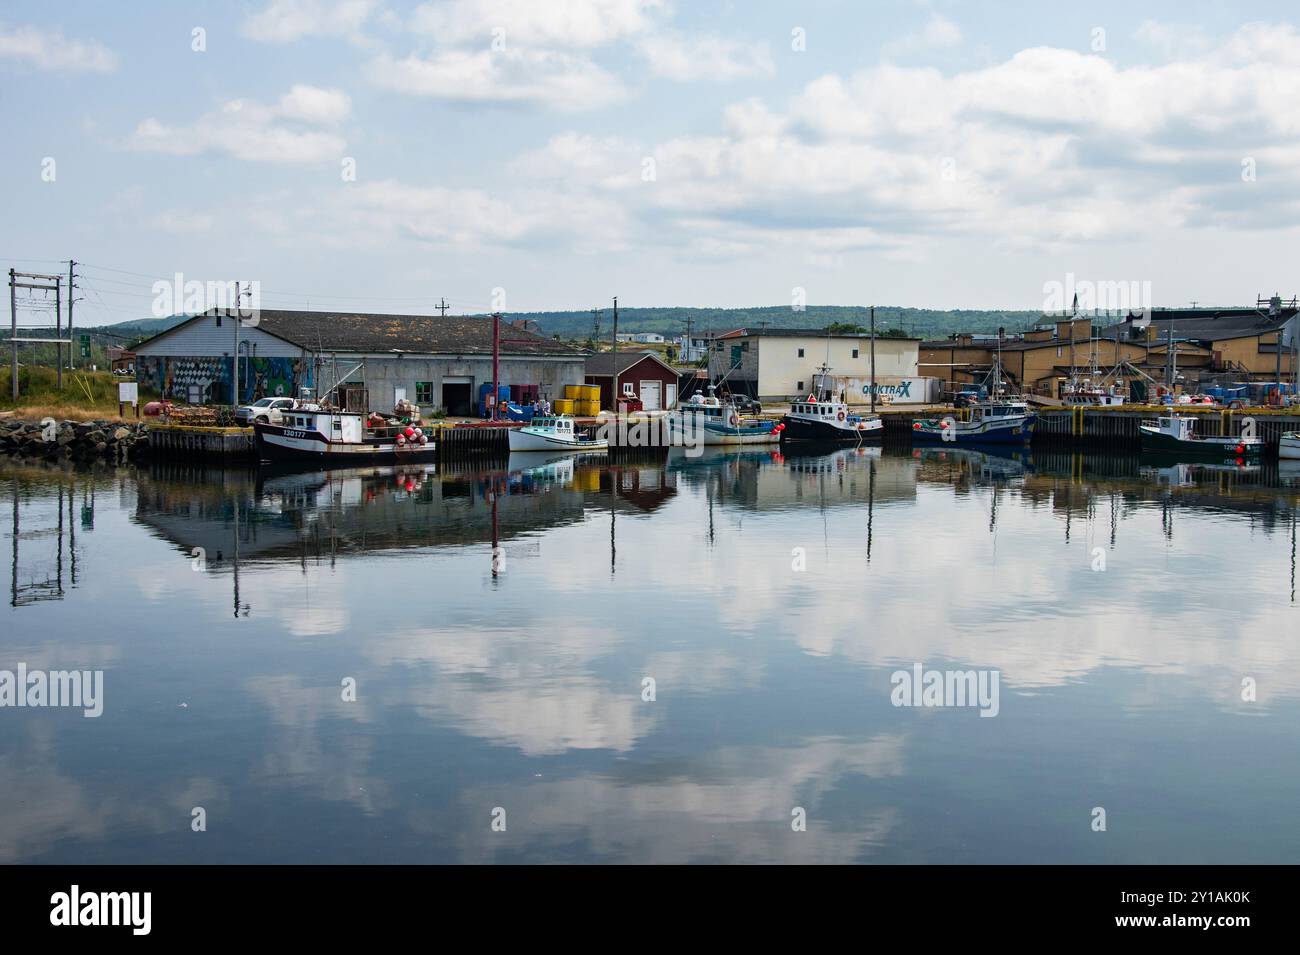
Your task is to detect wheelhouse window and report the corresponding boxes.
[797,348,805,358]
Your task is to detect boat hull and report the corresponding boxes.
[780,416,883,443]
[1139,427,1263,462]
[911,415,1036,445]
[1280,435,1300,460]
[507,428,608,453]
[254,424,436,463]
[665,414,780,445]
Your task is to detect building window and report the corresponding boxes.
[623,382,635,396]
[852,348,859,358]
[797,381,805,391]
[797,348,805,358]
[415,381,433,403]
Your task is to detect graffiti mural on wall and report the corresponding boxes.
[241,357,301,403]
[136,355,309,404]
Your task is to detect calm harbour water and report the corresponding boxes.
[3,445,1298,864]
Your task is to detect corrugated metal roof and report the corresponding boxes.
[136,308,585,357]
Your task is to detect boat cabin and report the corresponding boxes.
[527,416,576,433]
[970,399,1029,421]
[1154,415,1198,441]
[281,409,366,443]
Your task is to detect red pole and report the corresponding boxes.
[492,311,500,421]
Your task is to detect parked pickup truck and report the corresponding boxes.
[235,397,297,426]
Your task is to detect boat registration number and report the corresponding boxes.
[283,429,308,438]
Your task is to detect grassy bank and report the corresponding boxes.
[0,365,151,421]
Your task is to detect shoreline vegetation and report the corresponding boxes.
[0,367,152,423]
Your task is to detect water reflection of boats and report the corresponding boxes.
[506,450,605,479]
[783,443,881,472]
[664,446,783,469]
[911,444,1032,479]
[1141,459,1263,487]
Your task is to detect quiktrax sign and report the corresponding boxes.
[861,378,936,404]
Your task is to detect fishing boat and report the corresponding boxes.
[665,389,781,446]
[911,397,1036,445]
[1139,414,1263,462]
[507,415,608,453]
[1061,380,1125,406]
[1280,431,1300,460]
[782,397,883,442]
[781,365,884,443]
[254,406,436,463]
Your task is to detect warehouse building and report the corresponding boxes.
[132,308,587,416]
[707,327,921,403]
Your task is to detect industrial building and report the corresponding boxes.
[132,308,588,416]
[921,307,1299,397]
[706,327,922,403]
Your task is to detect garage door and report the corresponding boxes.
[639,380,661,410]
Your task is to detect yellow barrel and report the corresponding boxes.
[554,398,575,414]
[564,384,583,400]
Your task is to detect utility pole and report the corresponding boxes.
[67,260,75,371]
[611,296,619,411]
[53,272,60,389]
[233,282,241,407]
[436,298,449,318]
[590,308,602,345]
[9,269,16,402]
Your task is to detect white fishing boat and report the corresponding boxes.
[665,388,781,446]
[507,415,608,453]
[1061,381,1125,406]
[1139,414,1263,461]
[1278,431,1300,460]
[254,406,435,463]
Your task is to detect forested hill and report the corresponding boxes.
[512,306,1045,340]
[79,305,1049,344]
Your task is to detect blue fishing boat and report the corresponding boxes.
[911,397,1036,445]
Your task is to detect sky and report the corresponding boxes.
[3,0,1300,326]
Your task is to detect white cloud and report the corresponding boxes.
[368,47,626,109]
[278,83,352,123]
[243,0,379,44]
[409,0,665,48]
[375,0,677,109]
[0,23,117,72]
[884,12,962,57]
[323,178,631,251]
[511,22,1300,258]
[638,32,774,81]
[128,85,350,164]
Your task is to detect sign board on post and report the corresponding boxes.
[118,381,139,418]
[80,334,90,358]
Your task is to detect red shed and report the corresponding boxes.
[585,351,680,410]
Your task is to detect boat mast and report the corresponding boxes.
[869,305,877,413]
